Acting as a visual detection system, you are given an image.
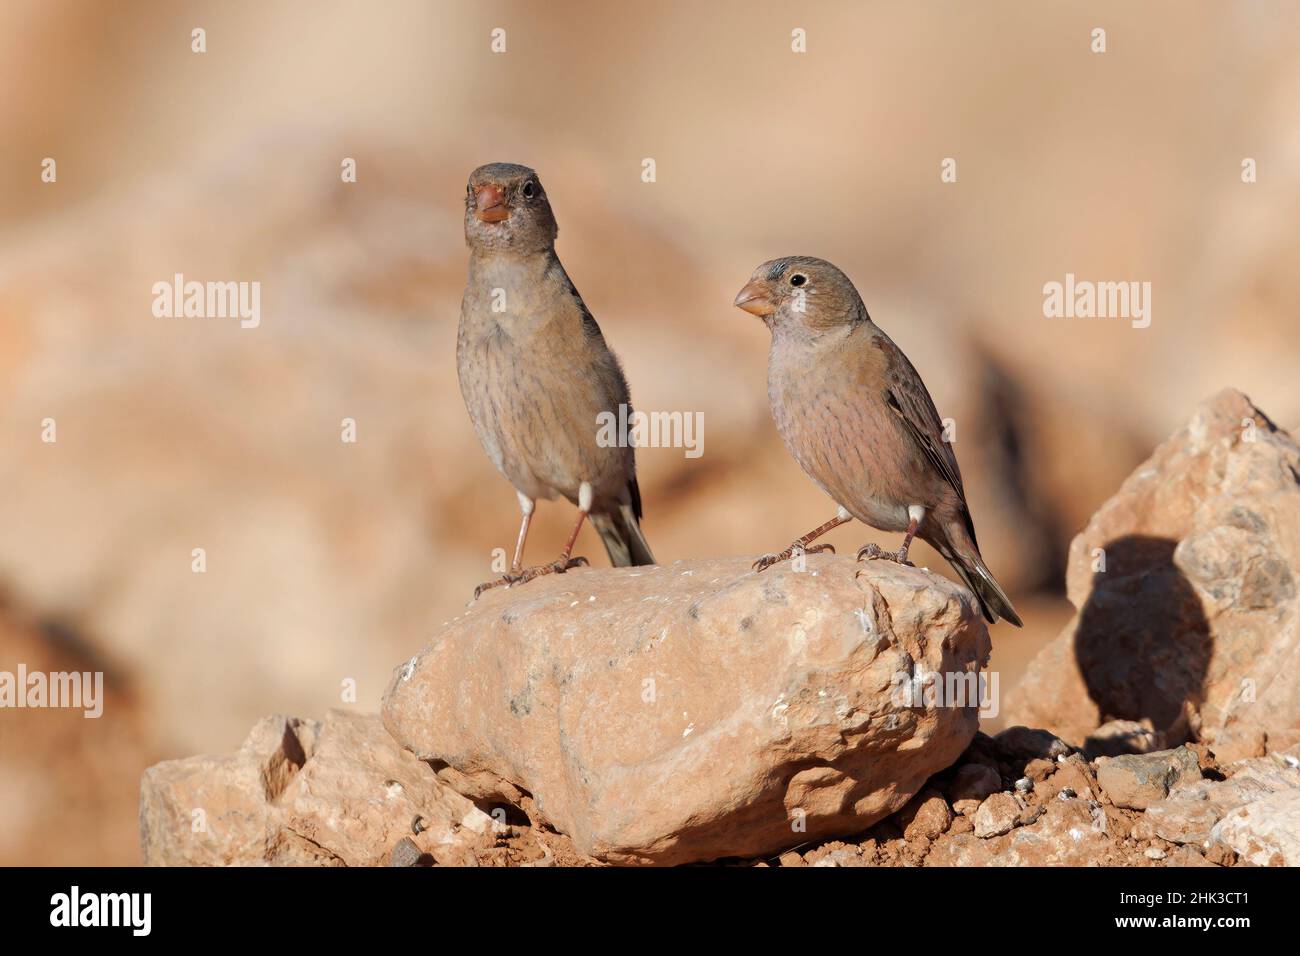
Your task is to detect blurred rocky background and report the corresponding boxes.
[1,0,1297,864]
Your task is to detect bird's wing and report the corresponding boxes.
[540,255,642,504]
[550,260,608,344]
[872,334,967,502]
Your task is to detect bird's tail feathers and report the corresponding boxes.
[591,504,656,568]
[935,530,1022,628]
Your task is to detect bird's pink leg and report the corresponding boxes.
[555,508,589,566]
[473,496,537,599]
[857,513,920,567]
[513,507,590,583]
[754,512,851,572]
[475,485,596,599]
[510,509,533,573]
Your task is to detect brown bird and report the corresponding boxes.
[457,163,655,598]
[733,256,1022,626]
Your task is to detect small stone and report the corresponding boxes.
[974,791,1021,838]
[1096,747,1202,810]
[1014,777,1032,793]
[1203,842,1236,866]
[388,837,425,867]
[1144,793,1223,845]
[1016,803,1046,827]
[778,851,805,868]
[1165,845,1215,867]
[1025,758,1056,781]
[899,789,953,843]
[1058,788,1077,801]
[1144,846,1166,860]
[822,845,866,867]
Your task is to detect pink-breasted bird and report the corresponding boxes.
[734,255,1022,626]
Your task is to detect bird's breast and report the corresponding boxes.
[767,346,916,531]
[457,298,632,504]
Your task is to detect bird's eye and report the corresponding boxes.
[522,181,537,199]
[790,273,807,287]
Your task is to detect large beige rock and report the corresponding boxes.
[140,710,494,866]
[1005,390,1300,761]
[382,555,991,865]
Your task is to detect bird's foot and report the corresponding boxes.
[472,571,526,600]
[516,554,590,583]
[471,554,590,600]
[753,542,835,572]
[856,542,914,567]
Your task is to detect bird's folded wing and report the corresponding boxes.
[882,368,966,502]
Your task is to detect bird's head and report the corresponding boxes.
[464,163,558,254]
[733,256,867,333]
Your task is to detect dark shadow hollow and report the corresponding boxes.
[1073,534,1211,742]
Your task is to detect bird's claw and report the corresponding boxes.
[546,554,590,575]
[515,554,589,583]
[753,542,834,572]
[471,554,589,600]
[472,571,524,600]
[856,542,913,567]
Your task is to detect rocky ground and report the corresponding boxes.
[783,730,1299,868]
[139,389,1300,867]
[139,709,1300,868]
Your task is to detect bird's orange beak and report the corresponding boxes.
[733,279,775,317]
[474,184,509,223]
